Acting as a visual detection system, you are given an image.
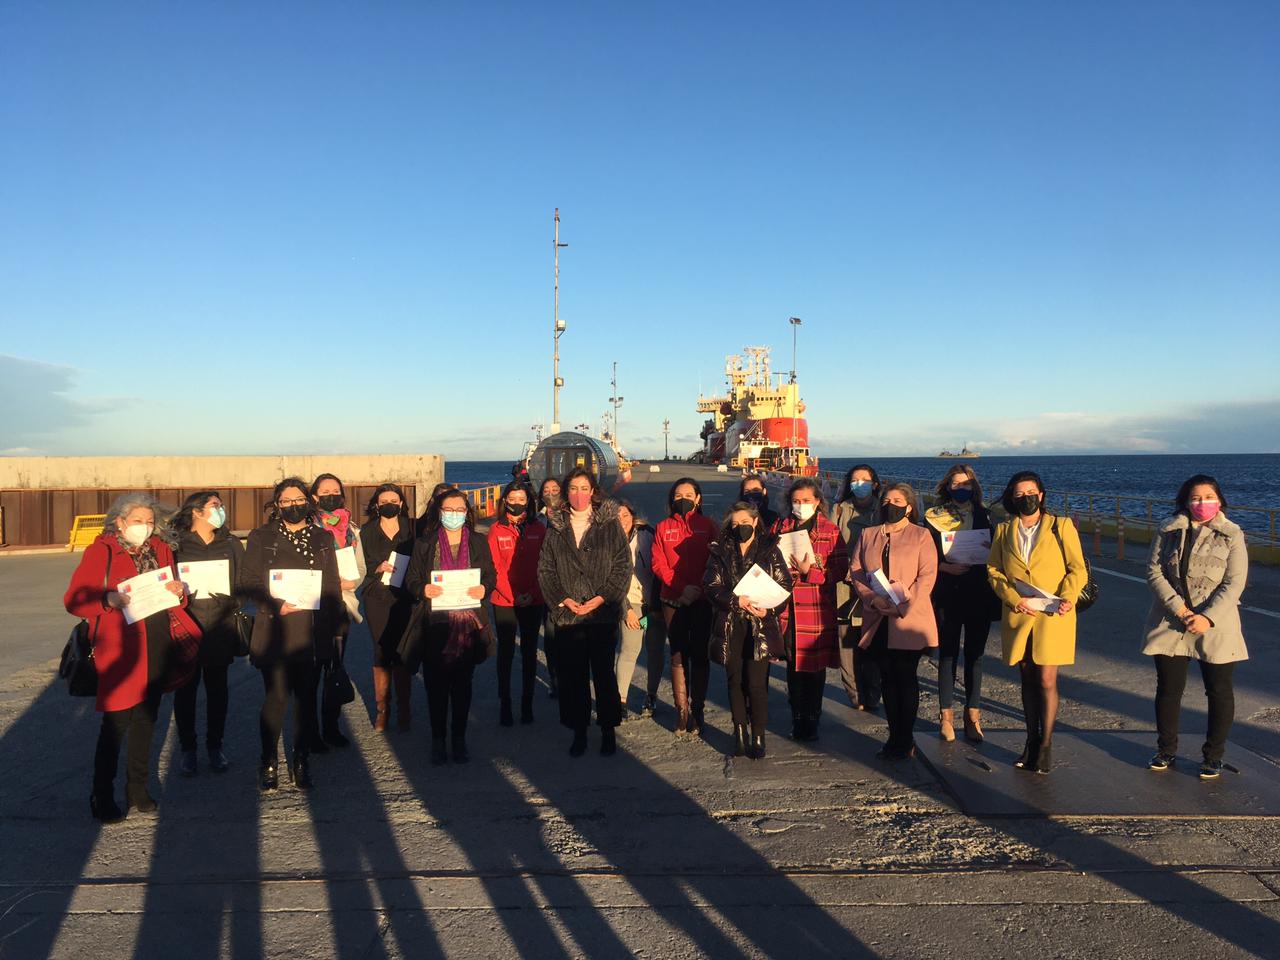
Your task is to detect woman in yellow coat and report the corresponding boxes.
[987,471,1088,775]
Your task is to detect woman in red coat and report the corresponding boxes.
[771,478,848,742]
[64,493,201,823]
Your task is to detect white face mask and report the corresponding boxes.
[121,522,153,546]
[792,502,817,522]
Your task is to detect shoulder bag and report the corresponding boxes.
[1052,517,1098,612]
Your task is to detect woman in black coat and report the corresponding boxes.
[401,488,496,766]
[172,490,246,777]
[359,483,417,733]
[704,502,792,760]
[537,467,633,758]
[239,477,344,792]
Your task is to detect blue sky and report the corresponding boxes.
[2,1,1277,460]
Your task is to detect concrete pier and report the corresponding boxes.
[2,464,1279,958]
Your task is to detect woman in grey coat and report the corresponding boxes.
[1143,474,1249,779]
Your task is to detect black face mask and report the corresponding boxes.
[280,504,309,524]
[1012,493,1042,517]
[732,523,755,543]
[317,494,344,513]
[881,503,909,524]
[673,498,696,516]
[377,503,401,519]
[742,490,764,505]
[506,502,528,517]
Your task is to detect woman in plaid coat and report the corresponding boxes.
[771,478,848,741]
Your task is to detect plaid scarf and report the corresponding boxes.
[437,528,481,664]
[117,536,159,574]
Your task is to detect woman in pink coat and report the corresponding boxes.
[847,483,938,759]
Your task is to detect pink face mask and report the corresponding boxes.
[1189,502,1220,523]
[568,490,594,512]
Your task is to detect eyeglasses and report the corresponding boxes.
[278,498,308,507]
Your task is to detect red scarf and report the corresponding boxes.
[318,508,352,547]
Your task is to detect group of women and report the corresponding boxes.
[65,463,1250,823]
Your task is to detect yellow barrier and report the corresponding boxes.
[462,485,503,519]
[67,514,106,551]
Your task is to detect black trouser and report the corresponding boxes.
[493,604,545,706]
[543,612,558,685]
[1154,655,1236,763]
[935,605,991,710]
[424,658,475,740]
[93,689,163,799]
[173,662,230,751]
[786,664,826,726]
[260,660,319,760]
[724,624,769,731]
[838,624,881,710]
[319,632,347,735]
[875,648,924,751]
[668,600,712,713]
[556,622,621,731]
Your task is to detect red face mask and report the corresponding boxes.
[568,490,593,512]
[1189,502,1220,523]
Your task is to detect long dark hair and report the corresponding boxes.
[421,487,476,532]
[1000,471,1047,515]
[935,464,984,507]
[837,464,881,503]
[1175,474,1228,517]
[499,480,537,521]
[172,490,222,532]
[667,477,703,515]
[364,482,409,520]
[267,477,315,523]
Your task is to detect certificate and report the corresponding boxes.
[776,530,815,568]
[430,568,482,610]
[381,552,411,588]
[335,546,360,582]
[869,569,903,605]
[940,529,992,566]
[269,568,323,611]
[1015,578,1063,614]
[119,568,182,625]
[177,559,231,599]
[732,563,791,610]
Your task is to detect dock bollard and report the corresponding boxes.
[1116,516,1125,562]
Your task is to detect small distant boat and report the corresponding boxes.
[938,443,981,459]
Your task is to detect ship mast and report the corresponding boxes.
[789,316,803,451]
[609,361,624,455]
[552,209,568,433]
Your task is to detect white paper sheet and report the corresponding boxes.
[177,559,231,599]
[776,530,815,568]
[870,568,904,606]
[731,563,792,610]
[1014,578,1063,614]
[431,568,482,610]
[269,568,323,611]
[119,568,182,625]
[380,552,411,588]
[939,529,992,566]
[335,546,360,581]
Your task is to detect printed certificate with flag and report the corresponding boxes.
[776,531,815,568]
[732,564,791,610]
[430,569,482,610]
[177,559,231,598]
[939,529,993,566]
[119,568,182,625]
[269,569,323,611]
[1014,579,1063,614]
[380,552,411,588]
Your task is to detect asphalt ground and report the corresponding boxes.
[1,464,1279,959]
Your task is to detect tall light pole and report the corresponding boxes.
[608,361,624,453]
[789,316,802,449]
[663,418,670,460]
[552,209,569,433]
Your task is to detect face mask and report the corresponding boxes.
[672,498,696,516]
[317,494,344,513]
[280,504,309,524]
[568,490,594,512]
[950,488,973,504]
[881,503,909,525]
[850,480,874,501]
[1189,501,1220,523]
[121,522,153,547]
[742,490,764,505]
[440,511,467,531]
[377,503,401,519]
[506,502,528,518]
[206,506,226,529]
[732,523,755,543]
[1012,493,1041,517]
[542,492,561,508]
[792,502,816,522]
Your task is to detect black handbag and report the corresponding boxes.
[59,619,98,697]
[1053,518,1098,612]
[321,660,356,715]
[232,610,254,658]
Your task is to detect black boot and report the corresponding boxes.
[751,731,767,760]
[569,727,588,757]
[732,723,749,758]
[452,735,470,764]
[499,699,514,727]
[90,792,126,824]
[430,738,448,766]
[601,726,617,756]
[520,696,534,725]
[322,715,350,748]
[259,754,279,792]
[290,748,312,790]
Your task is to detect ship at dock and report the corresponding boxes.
[695,346,818,477]
[938,443,981,459]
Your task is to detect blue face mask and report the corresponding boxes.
[950,488,973,504]
[440,511,467,531]
[850,481,874,500]
[207,505,227,529]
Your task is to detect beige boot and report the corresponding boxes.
[939,707,956,742]
[964,707,984,743]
